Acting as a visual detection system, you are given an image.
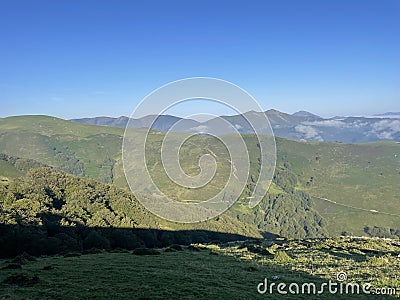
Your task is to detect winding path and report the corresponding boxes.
[311,195,400,218]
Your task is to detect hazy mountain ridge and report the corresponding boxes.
[374,112,400,116]
[71,109,400,142]
[71,115,201,132]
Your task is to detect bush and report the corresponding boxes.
[132,248,160,255]
[187,245,201,252]
[367,255,390,266]
[107,230,142,250]
[82,248,103,255]
[11,252,36,265]
[169,244,183,251]
[43,237,63,255]
[63,252,82,257]
[273,251,293,263]
[83,231,111,250]
[1,263,22,270]
[3,274,40,286]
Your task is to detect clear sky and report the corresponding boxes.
[0,0,399,119]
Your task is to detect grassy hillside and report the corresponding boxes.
[0,154,45,182]
[0,167,262,256]
[0,115,122,137]
[0,115,399,239]
[0,115,123,182]
[0,237,399,299]
[0,158,327,240]
[275,139,400,236]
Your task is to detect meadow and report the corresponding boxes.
[1,237,399,299]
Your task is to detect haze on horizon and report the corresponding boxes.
[0,0,399,119]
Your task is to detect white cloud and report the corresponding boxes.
[295,125,323,141]
[372,120,400,139]
[302,120,348,127]
[189,125,210,133]
[352,120,369,128]
[372,119,400,131]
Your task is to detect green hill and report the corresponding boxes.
[0,166,265,256]
[0,115,123,182]
[274,139,400,236]
[0,115,122,137]
[0,115,399,239]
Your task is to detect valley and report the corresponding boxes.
[0,115,399,239]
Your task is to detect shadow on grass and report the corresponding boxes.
[1,214,398,299]
[0,240,397,299]
[0,212,277,258]
[319,248,367,262]
[320,245,399,263]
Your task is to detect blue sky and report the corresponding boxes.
[0,0,399,119]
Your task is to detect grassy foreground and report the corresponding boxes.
[1,237,399,299]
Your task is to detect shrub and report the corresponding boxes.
[3,274,40,286]
[367,255,390,266]
[164,247,176,252]
[11,252,36,265]
[82,248,103,255]
[1,263,22,270]
[273,251,293,263]
[132,248,160,255]
[169,244,183,251]
[83,231,111,250]
[63,252,82,257]
[187,245,201,252]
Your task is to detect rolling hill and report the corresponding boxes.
[0,115,399,239]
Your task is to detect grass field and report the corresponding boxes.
[0,237,399,299]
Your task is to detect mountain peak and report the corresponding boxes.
[292,111,321,118]
[266,109,282,114]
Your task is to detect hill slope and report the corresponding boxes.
[1,115,399,239]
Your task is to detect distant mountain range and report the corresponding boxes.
[71,109,400,143]
[374,112,400,116]
[372,112,400,118]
